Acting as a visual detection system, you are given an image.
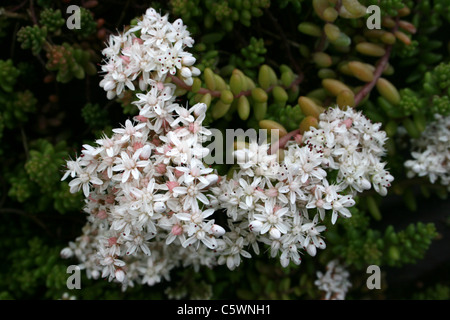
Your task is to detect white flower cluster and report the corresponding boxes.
[99,7,199,100]
[314,259,352,300]
[302,107,394,197]
[60,8,394,291]
[211,106,394,269]
[404,114,450,187]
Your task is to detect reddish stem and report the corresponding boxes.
[353,45,393,106]
[268,129,300,155]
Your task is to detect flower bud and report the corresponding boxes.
[115,269,125,282]
[205,173,219,185]
[269,227,281,239]
[191,67,201,77]
[210,224,226,237]
[139,144,152,160]
[60,247,73,259]
[249,220,263,232]
[180,67,192,79]
[154,201,167,213]
[306,244,317,256]
[182,55,196,66]
[171,224,183,236]
[192,102,207,117]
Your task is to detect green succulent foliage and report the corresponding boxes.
[71,7,97,39]
[45,42,97,83]
[0,235,64,299]
[3,139,82,214]
[0,59,20,93]
[328,207,438,270]
[81,103,110,129]
[231,37,267,77]
[412,283,450,300]
[170,0,270,33]
[17,25,48,55]
[25,140,67,193]
[363,0,413,17]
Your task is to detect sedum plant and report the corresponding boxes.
[0,0,448,300]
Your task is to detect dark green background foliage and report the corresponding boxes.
[0,0,448,300]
